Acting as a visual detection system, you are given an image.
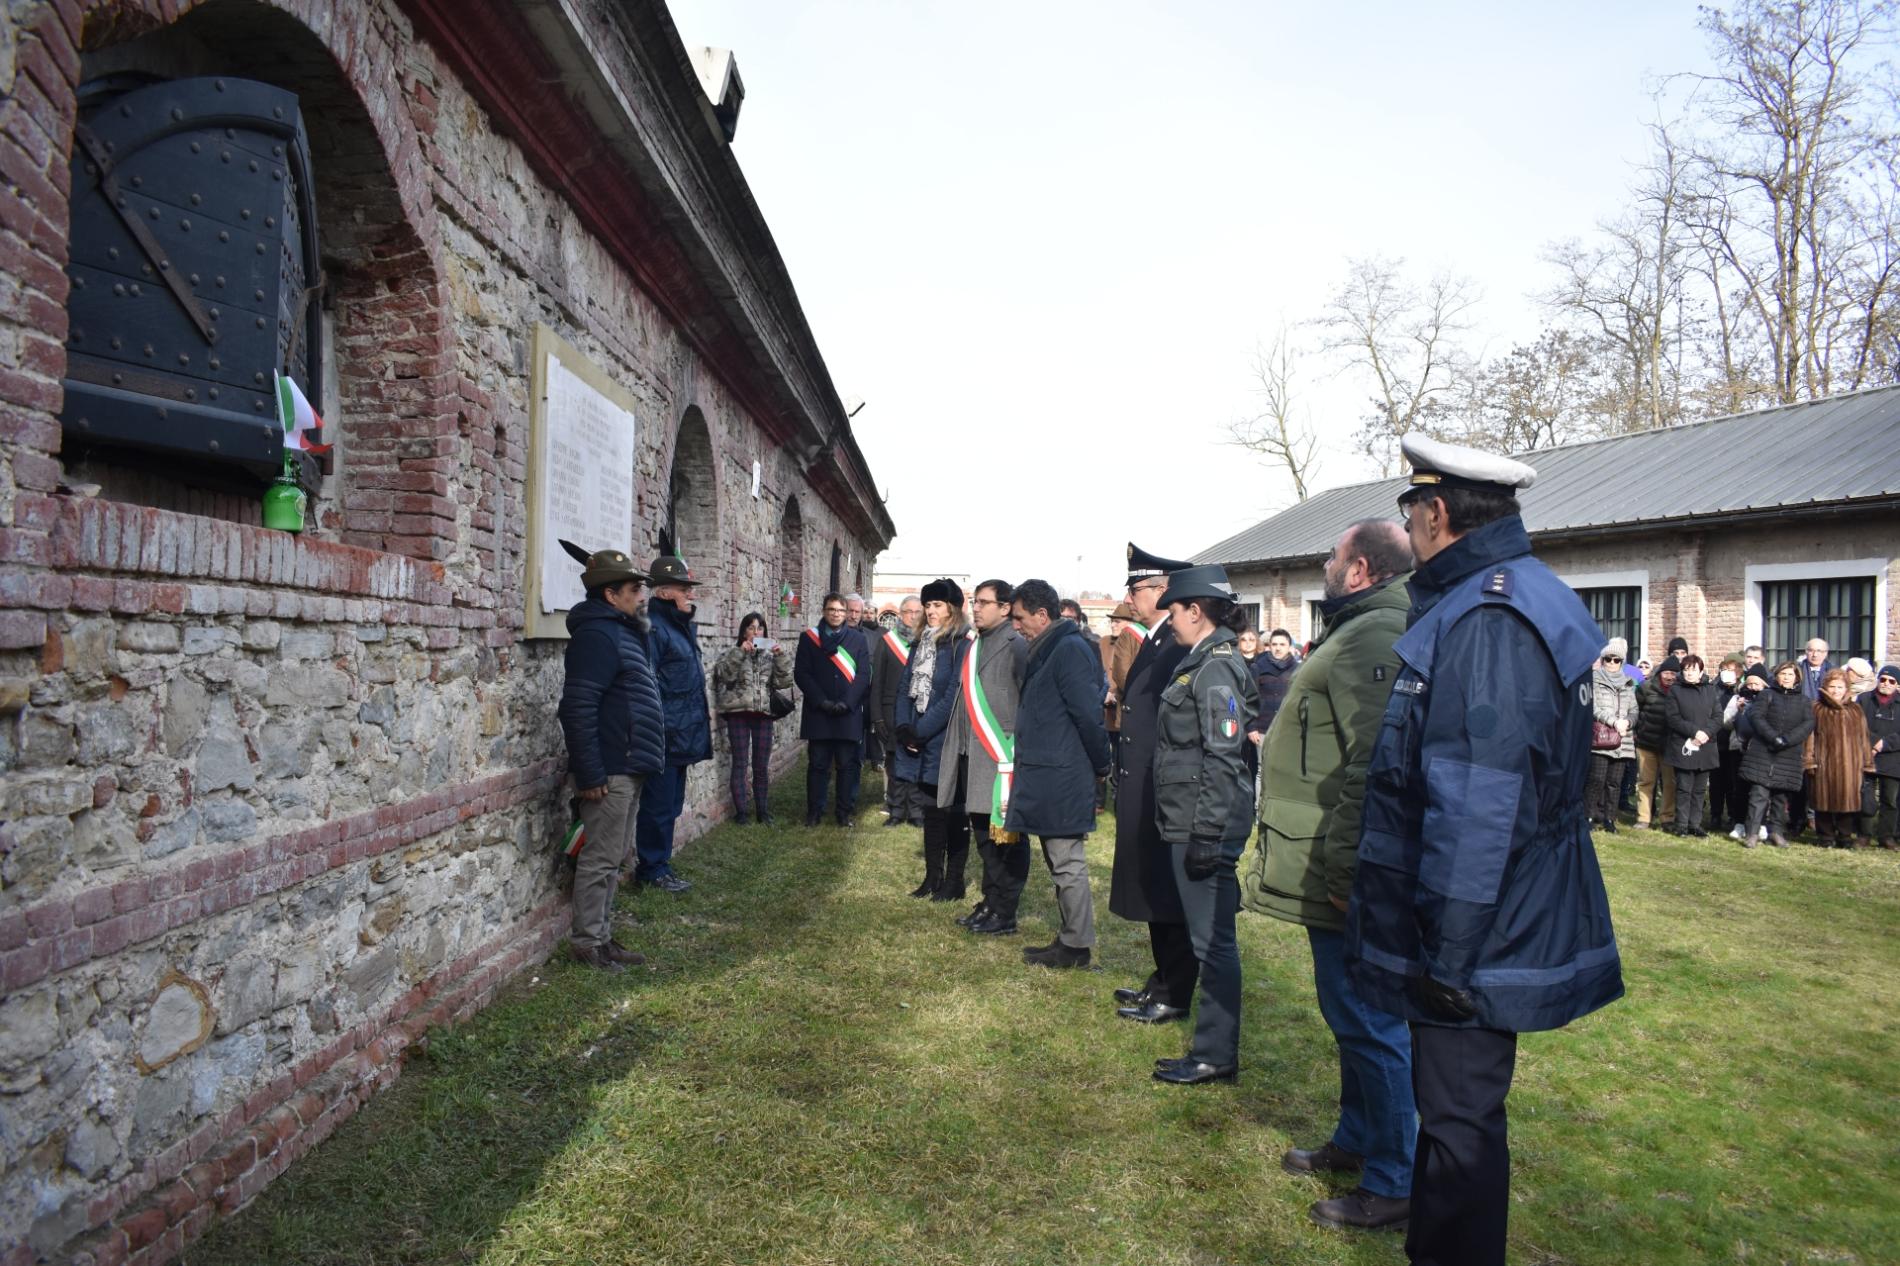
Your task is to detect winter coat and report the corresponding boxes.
[557,599,667,789]
[1805,694,1874,812]
[1662,678,1724,772]
[711,644,794,716]
[1737,684,1815,792]
[1345,515,1624,1035]
[1103,625,1140,732]
[871,625,916,739]
[647,601,711,766]
[1633,678,1673,753]
[1590,667,1637,760]
[1152,626,1258,850]
[1109,618,1192,923]
[1860,689,1900,778]
[1245,576,1408,933]
[891,629,967,788]
[938,622,1028,815]
[794,622,871,741]
[1005,621,1112,837]
[1251,653,1300,735]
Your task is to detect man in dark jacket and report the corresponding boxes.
[557,550,665,970]
[1859,666,1900,847]
[634,555,710,893]
[942,580,1029,933]
[1632,656,1680,828]
[795,591,873,826]
[1006,579,1112,968]
[1108,543,1198,1023]
[1248,521,1415,1232]
[1345,434,1622,1266]
[1800,638,1834,699]
[873,596,923,827]
[1247,628,1300,744]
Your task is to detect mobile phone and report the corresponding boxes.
[754,637,778,652]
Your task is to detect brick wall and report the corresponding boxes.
[0,2,883,1261]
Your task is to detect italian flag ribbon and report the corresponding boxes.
[1123,621,1149,640]
[274,370,331,454]
[562,819,586,857]
[806,625,858,682]
[961,629,1015,819]
[882,629,911,665]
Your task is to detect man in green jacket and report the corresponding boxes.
[1244,519,1416,1233]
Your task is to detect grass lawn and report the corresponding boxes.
[188,766,1900,1265]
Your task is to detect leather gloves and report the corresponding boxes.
[1183,835,1223,881]
[820,699,849,717]
[895,724,920,750]
[1408,974,1478,1021]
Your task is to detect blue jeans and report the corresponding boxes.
[1307,926,1416,1198]
[633,763,688,880]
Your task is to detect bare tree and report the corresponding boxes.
[1460,328,1617,452]
[1311,256,1480,474]
[1226,324,1320,502]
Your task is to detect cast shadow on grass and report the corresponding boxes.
[183,766,855,1266]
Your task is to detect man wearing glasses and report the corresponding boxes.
[796,592,873,826]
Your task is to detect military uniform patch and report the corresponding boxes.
[1482,568,1514,596]
[1374,665,1387,682]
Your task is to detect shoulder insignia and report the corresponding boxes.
[1481,568,1514,597]
[1373,665,1387,682]
[1211,645,1232,656]
[1175,673,1192,685]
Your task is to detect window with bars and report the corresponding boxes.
[1760,576,1875,664]
[1575,586,1643,655]
[1238,602,1261,633]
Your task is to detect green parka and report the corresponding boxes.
[1243,575,1409,931]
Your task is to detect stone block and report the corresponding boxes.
[119,622,182,654]
[265,665,351,709]
[343,944,399,1007]
[74,701,139,765]
[64,618,117,677]
[195,694,254,792]
[143,808,201,861]
[137,974,215,1073]
[73,809,138,870]
[274,940,323,1008]
[280,630,334,660]
[201,798,257,844]
[241,621,282,651]
[256,720,314,779]
[62,1116,119,1180]
[11,774,93,817]
[0,987,58,1069]
[2,816,73,892]
[131,1065,190,1152]
[182,626,239,656]
[18,710,76,767]
[358,686,396,729]
[0,675,31,714]
[217,958,276,1035]
[162,677,209,756]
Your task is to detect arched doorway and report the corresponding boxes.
[778,495,804,631]
[666,406,719,626]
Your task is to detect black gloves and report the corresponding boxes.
[1769,734,1787,750]
[1183,836,1223,881]
[820,699,849,717]
[895,724,920,750]
[1408,974,1478,1021]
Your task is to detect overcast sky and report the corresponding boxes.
[664,0,1711,594]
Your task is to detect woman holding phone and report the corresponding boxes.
[713,611,794,823]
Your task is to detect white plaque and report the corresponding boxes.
[536,357,637,615]
[751,459,762,498]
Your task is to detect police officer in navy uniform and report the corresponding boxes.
[1107,543,1200,1024]
[1344,433,1623,1266]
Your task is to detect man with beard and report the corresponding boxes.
[634,554,711,892]
[796,592,873,826]
[874,595,925,827]
[1108,543,1198,1025]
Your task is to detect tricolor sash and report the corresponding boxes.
[882,629,911,666]
[961,628,1015,822]
[1123,621,1150,640]
[806,625,858,682]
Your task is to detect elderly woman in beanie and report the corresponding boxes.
[1585,638,1638,832]
[1632,656,1681,828]
[1805,668,1875,847]
[1737,661,1815,848]
[1843,657,1877,701]
[1663,654,1724,836]
[1859,665,1900,848]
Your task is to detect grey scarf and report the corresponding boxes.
[909,627,941,713]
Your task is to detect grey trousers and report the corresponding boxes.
[1039,835,1095,948]
[572,774,643,949]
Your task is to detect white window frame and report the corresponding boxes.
[1744,557,1889,662]
[1298,587,1326,645]
[1235,591,1266,634]
[1556,568,1650,654]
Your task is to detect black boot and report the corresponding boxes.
[935,832,970,902]
[912,816,946,898]
[756,802,772,825]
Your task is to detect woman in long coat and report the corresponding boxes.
[1737,661,1816,848]
[1806,668,1875,848]
[1585,638,1638,832]
[893,581,970,896]
[1663,655,1724,836]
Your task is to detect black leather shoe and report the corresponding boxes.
[1118,1000,1188,1024]
[955,903,990,927]
[1309,1187,1409,1232]
[836,815,856,828]
[1152,1058,1237,1085]
[1282,1140,1365,1176]
[756,807,773,825]
[930,885,966,903]
[970,913,1018,936]
[1022,940,1090,968]
[1112,985,1151,1004]
[882,816,907,828]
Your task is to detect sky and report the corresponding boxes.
[663,0,1714,595]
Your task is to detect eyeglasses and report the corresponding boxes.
[1602,655,1623,663]
[823,606,846,615]
[972,598,1007,608]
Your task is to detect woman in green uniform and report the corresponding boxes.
[1151,564,1260,1084]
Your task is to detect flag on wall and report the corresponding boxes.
[275,371,332,454]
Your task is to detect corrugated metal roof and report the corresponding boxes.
[1194,385,1900,567]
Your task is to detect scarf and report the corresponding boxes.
[909,625,941,713]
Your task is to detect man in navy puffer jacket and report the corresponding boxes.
[635,555,712,893]
[557,550,666,970]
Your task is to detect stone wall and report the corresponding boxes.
[0,2,887,1262]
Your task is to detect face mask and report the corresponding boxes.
[1720,670,1737,684]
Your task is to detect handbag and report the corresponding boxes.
[1862,774,1879,818]
[1591,720,1623,751]
[768,688,796,721]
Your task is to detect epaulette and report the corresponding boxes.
[1211,645,1233,656]
[1480,568,1514,598]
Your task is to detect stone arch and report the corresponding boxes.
[778,494,804,631]
[666,404,719,625]
[62,0,454,558]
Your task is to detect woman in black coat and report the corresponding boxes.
[1662,655,1724,836]
[1860,667,1900,848]
[1737,662,1817,848]
[894,582,971,897]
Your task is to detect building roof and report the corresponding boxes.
[1195,386,1900,568]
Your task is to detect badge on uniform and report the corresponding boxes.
[1374,665,1387,682]
[1482,568,1513,597]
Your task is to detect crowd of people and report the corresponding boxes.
[547,430,1885,1266]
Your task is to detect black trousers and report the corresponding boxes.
[1719,747,1748,826]
[1862,773,1900,840]
[1171,847,1241,1067]
[1141,920,1199,1009]
[1673,767,1711,830]
[975,813,1030,918]
[1583,753,1629,823]
[806,739,861,819]
[1407,1023,1518,1266]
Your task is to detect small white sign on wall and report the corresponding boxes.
[751,460,761,498]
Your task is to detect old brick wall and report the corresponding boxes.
[0,2,880,1263]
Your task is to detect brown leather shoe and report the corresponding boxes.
[1310,1187,1409,1232]
[1282,1140,1365,1176]
[603,940,645,966]
[570,944,625,973]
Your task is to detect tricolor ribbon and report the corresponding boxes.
[961,628,1015,822]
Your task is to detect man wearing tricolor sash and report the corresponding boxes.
[872,596,925,827]
[1004,578,1112,969]
[795,591,873,826]
[936,580,1029,934]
